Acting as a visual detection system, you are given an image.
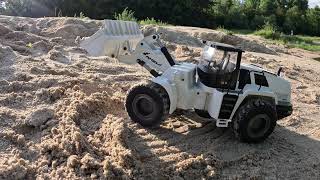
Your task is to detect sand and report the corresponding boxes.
[0,15,319,179]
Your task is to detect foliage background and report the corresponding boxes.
[0,0,319,36]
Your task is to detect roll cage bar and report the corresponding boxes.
[202,41,244,71]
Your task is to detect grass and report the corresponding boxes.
[139,17,168,26]
[252,24,320,52]
[79,12,86,19]
[230,29,254,35]
[295,35,320,42]
[114,8,137,22]
[215,24,320,52]
[114,8,168,26]
[288,41,320,51]
[289,35,320,51]
[26,42,32,48]
[270,35,320,52]
[216,26,234,35]
[73,12,88,19]
[253,24,281,39]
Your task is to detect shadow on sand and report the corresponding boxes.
[124,114,320,179]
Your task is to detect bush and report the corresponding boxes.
[216,26,234,35]
[79,12,86,19]
[114,8,137,22]
[74,12,87,19]
[139,18,168,26]
[254,23,280,39]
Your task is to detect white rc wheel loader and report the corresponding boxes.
[80,20,293,143]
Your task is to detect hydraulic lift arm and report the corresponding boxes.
[80,20,175,76]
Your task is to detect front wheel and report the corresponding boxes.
[125,82,170,127]
[232,99,277,143]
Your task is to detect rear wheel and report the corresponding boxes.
[125,82,170,127]
[232,99,277,143]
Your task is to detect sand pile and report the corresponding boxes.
[0,15,319,179]
[142,25,279,55]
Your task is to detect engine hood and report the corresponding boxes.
[241,63,291,104]
[240,63,276,75]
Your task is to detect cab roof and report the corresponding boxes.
[208,41,244,53]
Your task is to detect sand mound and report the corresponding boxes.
[0,15,319,179]
[0,23,12,35]
[0,44,16,80]
[4,31,46,44]
[142,25,278,55]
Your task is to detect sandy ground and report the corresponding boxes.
[0,15,319,179]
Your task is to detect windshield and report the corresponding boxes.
[199,46,237,72]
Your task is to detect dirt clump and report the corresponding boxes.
[24,107,55,127]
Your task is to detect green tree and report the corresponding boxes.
[306,6,320,36]
[207,0,236,28]
[283,6,306,34]
[290,0,308,12]
[225,1,248,28]
[243,0,260,21]
[2,0,31,16]
[259,0,277,16]
[0,0,319,36]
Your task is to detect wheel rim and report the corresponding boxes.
[132,94,157,120]
[247,114,271,138]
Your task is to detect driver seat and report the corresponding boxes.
[197,62,237,90]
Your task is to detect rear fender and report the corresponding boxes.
[230,89,276,120]
[152,78,177,114]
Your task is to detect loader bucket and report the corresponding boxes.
[80,20,143,58]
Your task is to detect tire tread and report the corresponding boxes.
[232,98,277,143]
[125,81,170,127]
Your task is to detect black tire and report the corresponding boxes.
[125,82,170,127]
[232,99,277,143]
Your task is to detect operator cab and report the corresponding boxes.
[197,42,243,90]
